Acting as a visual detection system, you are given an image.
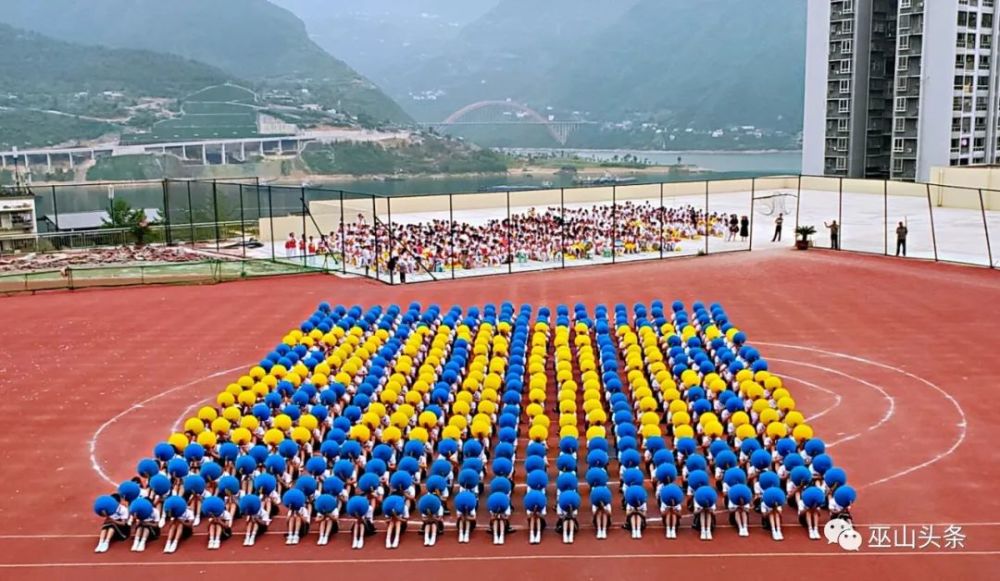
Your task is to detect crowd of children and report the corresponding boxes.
[94,299,856,553]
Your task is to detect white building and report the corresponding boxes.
[803,0,994,182]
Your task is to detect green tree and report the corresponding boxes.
[102,198,151,245]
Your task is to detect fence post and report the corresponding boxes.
[748,178,756,252]
[883,179,888,256]
[926,183,939,261]
[268,186,276,263]
[506,191,512,275]
[795,175,802,231]
[255,177,262,219]
[449,194,456,280]
[371,195,379,281]
[302,187,309,268]
[186,181,195,245]
[612,186,617,264]
[659,183,665,259]
[51,185,60,231]
[560,188,566,269]
[837,177,843,251]
[340,190,347,275]
[704,181,710,255]
[387,196,395,284]
[979,189,994,268]
[238,184,246,259]
[212,181,220,251]
[162,179,173,246]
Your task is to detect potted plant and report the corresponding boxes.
[795,225,816,250]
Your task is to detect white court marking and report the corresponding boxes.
[757,343,967,490]
[89,365,249,486]
[778,371,843,422]
[1,551,997,568]
[768,357,895,447]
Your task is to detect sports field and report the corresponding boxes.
[0,250,996,581]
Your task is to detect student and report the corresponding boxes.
[314,492,341,546]
[727,484,753,537]
[94,494,131,553]
[418,493,444,547]
[346,495,373,550]
[772,214,784,242]
[761,487,786,541]
[556,491,581,544]
[240,494,270,547]
[623,486,648,540]
[487,492,512,545]
[285,233,297,259]
[895,221,908,256]
[130,499,160,552]
[692,486,718,541]
[162,496,195,554]
[800,486,825,540]
[283,489,310,545]
[382,495,408,549]
[453,490,478,543]
[203,496,232,550]
[658,483,684,539]
[524,490,547,545]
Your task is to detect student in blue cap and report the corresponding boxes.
[94,494,130,553]
[454,490,478,543]
[488,492,511,545]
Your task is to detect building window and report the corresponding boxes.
[836,138,848,151]
[898,76,908,91]
[840,79,851,93]
[983,34,993,49]
[900,35,910,50]
[896,97,907,112]
[895,118,906,132]
[843,0,854,14]
[981,55,991,69]
[899,55,909,70]
[842,39,853,54]
[893,138,905,153]
[843,19,853,34]
[839,99,851,113]
[901,0,911,8]
[893,158,904,172]
[838,118,850,132]
[840,59,853,74]
[836,157,847,170]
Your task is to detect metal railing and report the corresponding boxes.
[3,174,999,287]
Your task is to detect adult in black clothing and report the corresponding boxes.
[895,221,908,256]
[772,214,784,242]
[740,216,750,241]
[824,220,840,250]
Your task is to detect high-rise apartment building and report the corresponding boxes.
[802,0,996,182]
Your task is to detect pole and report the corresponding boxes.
[449,194,455,280]
[506,191,512,275]
[162,179,173,246]
[795,175,802,231]
[340,191,347,275]
[883,179,888,256]
[268,186,275,262]
[704,181,710,255]
[979,189,994,268]
[748,178,755,252]
[255,176,262,219]
[372,195,379,280]
[187,181,195,244]
[612,186,617,264]
[238,184,246,259]
[387,197,394,284]
[659,182,665,259]
[51,185,59,231]
[302,187,309,267]
[837,177,843,251]
[560,188,566,269]
[926,183,938,261]
[212,181,220,252]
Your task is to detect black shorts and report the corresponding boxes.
[180,524,194,540]
[139,523,161,541]
[299,522,311,536]
[102,522,131,541]
[220,527,233,541]
[255,522,269,536]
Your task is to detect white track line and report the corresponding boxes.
[89,365,249,486]
[758,343,967,490]
[768,357,895,447]
[2,551,998,568]
[778,371,843,422]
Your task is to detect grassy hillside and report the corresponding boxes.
[0,0,411,125]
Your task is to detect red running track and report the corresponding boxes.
[0,250,998,580]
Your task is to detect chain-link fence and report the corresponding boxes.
[2,175,998,286]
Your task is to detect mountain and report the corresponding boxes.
[270,1,500,88]
[0,23,232,99]
[0,23,235,150]
[548,0,806,131]
[0,0,411,125]
[383,0,641,120]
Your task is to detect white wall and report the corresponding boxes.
[802,1,831,176]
